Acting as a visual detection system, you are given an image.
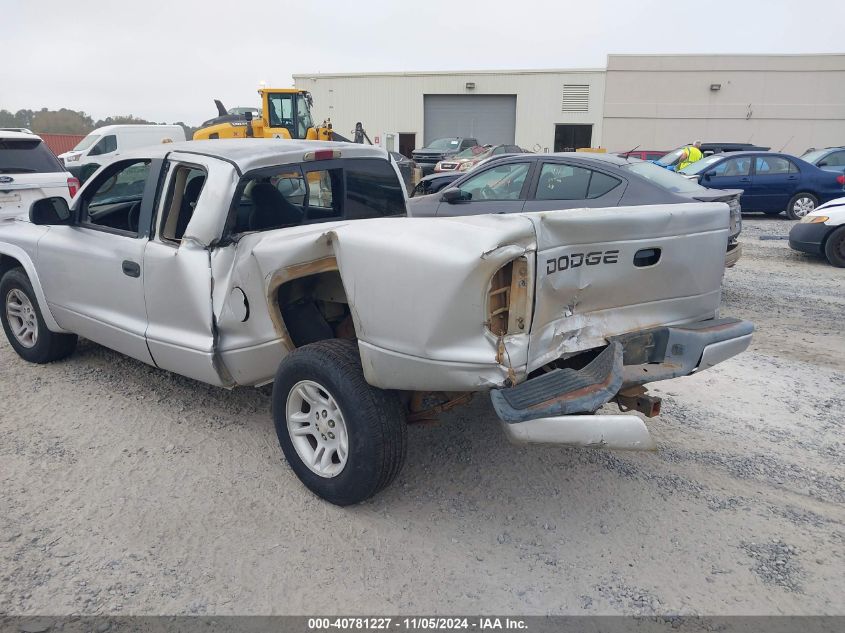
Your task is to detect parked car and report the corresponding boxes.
[411,137,478,175]
[433,145,487,172]
[59,124,187,182]
[435,144,525,173]
[617,150,667,161]
[389,151,416,192]
[678,151,845,219]
[411,153,523,197]
[407,153,744,266]
[655,143,771,170]
[800,147,845,175]
[0,139,752,505]
[1,130,78,219]
[789,196,845,267]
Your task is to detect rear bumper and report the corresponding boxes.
[789,222,830,255]
[494,317,753,447]
[725,240,742,267]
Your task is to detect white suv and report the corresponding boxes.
[0,131,78,218]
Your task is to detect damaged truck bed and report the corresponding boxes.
[0,139,753,505]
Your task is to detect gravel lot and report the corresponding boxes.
[1,216,843,616]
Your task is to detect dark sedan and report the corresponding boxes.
[406,153,744,266]
[800,147,845,176]
[678,151,845,219]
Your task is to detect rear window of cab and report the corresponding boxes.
[230,158,406,234]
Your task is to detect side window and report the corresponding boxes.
[345,159,405,219]
[535,163,591,200]
[754,156,791,175]
[234,165,341,233]
[89,134,117,156]
[268,93,294,131]
[159,164,207,242]
[587,171,622,198]
[458,162,531,201]
[82,160,151,235]
[712,157,751,177]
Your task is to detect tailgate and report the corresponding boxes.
[524,202,730,372]
[0,172,68,218]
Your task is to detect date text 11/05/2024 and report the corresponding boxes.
[307,617,528,630]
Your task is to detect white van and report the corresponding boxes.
[59,125,186,173]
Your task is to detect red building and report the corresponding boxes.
[38,133,85,156]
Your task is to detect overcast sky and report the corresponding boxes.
[2,0,842,124]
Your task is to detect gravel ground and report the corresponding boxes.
[1,216,843,616]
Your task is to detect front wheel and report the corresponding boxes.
[824,226,845,268]
[272,339,407,505]
[0,268,77,364]
[785,193,818,220]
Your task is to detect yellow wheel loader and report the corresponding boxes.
[193,88,350,142]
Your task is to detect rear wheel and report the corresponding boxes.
[0,268,77,363]
[824,226,845,268]
[785,193,818,220]
[272,339,407,505]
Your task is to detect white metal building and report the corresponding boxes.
[293,54,845,156]
[293,69,606,155]
[603,54,845,154]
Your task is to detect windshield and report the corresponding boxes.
[454,146,488,159]
[425,138,460,151]
[623,160,709,194]
[655,148,685,166]
[800,149,828,164]
[73,134,100,152]
[678,154,724,175]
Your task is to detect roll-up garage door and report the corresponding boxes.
[423,95,517,146]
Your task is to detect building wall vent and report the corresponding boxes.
[562,84,590,112]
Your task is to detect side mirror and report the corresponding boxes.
[30,197,71,225]
[817,161,828,167]
[703,172,712,181]
[441,188,469,203]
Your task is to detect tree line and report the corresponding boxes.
[0,107,197,138]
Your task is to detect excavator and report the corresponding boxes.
[193,88,358,143]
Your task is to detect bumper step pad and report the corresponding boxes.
[491,341,623,423]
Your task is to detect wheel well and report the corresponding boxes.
[0,254,24,279]
[275,269,356,349]
[821,223,844,248]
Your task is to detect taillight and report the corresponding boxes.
[836,174,845,186]
[67,177,80,197]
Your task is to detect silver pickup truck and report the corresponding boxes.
[0,140,753,505]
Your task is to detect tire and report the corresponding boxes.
[0,268,77,363]
[785,193,818,220]
[823,226,845,268]
[272,338,407,505]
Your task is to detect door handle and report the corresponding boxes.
[122,260,141,278]
[634,248,661,267]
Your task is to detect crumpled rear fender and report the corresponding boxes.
[326,215,537,390]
